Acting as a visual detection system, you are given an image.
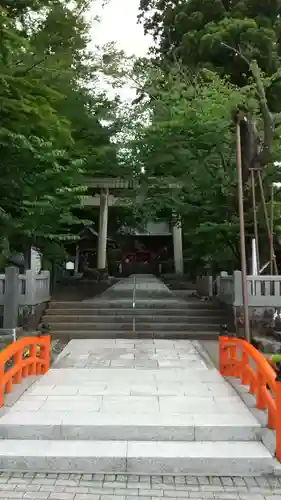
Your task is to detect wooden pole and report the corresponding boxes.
[270,183,274,275]
[236,120,251,343]
[257,171,278,275]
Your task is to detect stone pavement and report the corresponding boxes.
[2,339,261,434]
[101,275,173,298]
[0,472,280,499]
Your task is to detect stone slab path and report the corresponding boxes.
[101,274,173,293]
[2,339,258,432]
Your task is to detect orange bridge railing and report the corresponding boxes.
[219,335,281,462]
[0,335,50,407]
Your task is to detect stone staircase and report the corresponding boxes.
[43,276,231,341]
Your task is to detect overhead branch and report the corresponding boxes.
[250,60,274,160]
[13,54,49,76]
[221,42,275,167]
[220,42,251,67]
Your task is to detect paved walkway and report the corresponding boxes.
[0,472,280,499]
[103,274,173,297]
[5,338,257,432]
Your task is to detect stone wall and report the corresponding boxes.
[18,302,49,331]
[0,302,48,332]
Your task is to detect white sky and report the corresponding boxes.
[88,0,153,101]
[90,0,151,57]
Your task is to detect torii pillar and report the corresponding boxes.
[172,216,184,275]
[97,188,109,270]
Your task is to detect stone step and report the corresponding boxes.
[48,301,222,310]
[0,412,261,442]
[43,315,226,324]
[45,307,224,316]
[50,330,219,340]
[47,322,221,332]
[0,439,274,475]
[102,291,173,298]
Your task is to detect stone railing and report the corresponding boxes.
[197,271,281,339]
[34,272,50,305]
[196,275,213,297]
[196,271,281,308]
[246,274,281,307]
[0,270,50,306]
[220,271,281,308]
[217,273,234,305]
[0,267,50,331]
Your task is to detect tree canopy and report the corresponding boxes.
[0,0,122,266]
[139,0,281,111]
[123,64,247,271]
[131,0,281,273]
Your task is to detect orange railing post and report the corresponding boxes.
[40,335,50,374]
[256,369,265,410]
[13,350,22,384]
[241,348,250,385]
[5,377,12,393]
[29,343,37,375]
[275,370,281,462]
[0,363,3,407]
[219,334,229,375]
[229,344,238,377]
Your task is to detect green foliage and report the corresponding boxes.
[124,58,281,272]
[135,0,281,273]
[125,65,245,270]
[139,0,281,111]
[0,1,122,263]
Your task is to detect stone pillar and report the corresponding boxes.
[97,188,109,270]
[233,270,243,307]
[216,271,228,296]
[3,266,19,330]
[25,269,36,305]
[172,218,184,275]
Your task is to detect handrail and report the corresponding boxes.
[132,275,136,309]
[132,275,136,333]
[0,335,50,407]
[219,335,281,461]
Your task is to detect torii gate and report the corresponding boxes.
[81,177,184,274]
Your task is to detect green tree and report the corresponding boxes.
[137,1,281,273]
[139,0,281,110]
[124,62,281,273]
[0,1,121,264]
